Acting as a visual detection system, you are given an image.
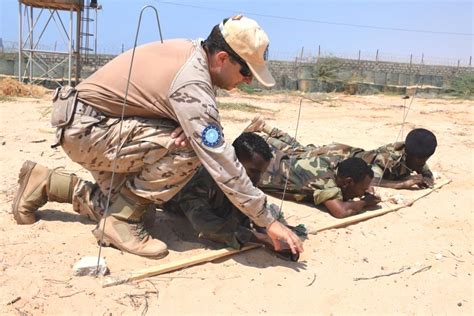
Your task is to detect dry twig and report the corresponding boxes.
[354,266,411,281]
[144,280,160,302]
[411,265,432,276]
[44,277,72,284]
[447,250,465,262]
[57,290,85,298]
[306,273,316,287]
[4,296,21,306]
[141,296,149,316]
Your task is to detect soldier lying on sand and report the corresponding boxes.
[163,132,301,260]
[245,116,437,190]
[258,150,381,219]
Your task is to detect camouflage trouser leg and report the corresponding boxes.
[61,112,201,220]
[71,178,106,222]
[300,142,365,160]
[183,205,253,250]
[264,127,317,156]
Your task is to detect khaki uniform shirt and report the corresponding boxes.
[76,39,274,227]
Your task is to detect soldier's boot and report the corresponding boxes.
[92,188,168,259]
[243,115,273,134]
[12,160,80,225]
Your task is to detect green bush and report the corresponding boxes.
[217,101,260,112]
[450,73,474,96]
[313,57,343,82]
[238,83,262,94]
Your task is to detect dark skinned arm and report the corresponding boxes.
[371,174,427,190]
[418,168,434,188]
[323,193,381,218]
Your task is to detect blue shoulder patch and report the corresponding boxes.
[202,124,222,148]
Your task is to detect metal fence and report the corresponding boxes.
[270,46,472,67]
[2,39,472,67]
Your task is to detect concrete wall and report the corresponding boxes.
[261,58,473,92]
[1,52,472,94]
[0,52,115,79]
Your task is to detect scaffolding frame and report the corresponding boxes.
[18,0,83,86]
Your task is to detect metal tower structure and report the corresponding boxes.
[80,0,101,66]
[18,0,100,86]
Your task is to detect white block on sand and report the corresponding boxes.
[73,256,109,276]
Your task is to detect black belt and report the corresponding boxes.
[75,101,103,118]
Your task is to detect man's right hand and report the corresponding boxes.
[418,175,434,189]
[402,174,425,189]
[266,220,304,255]
[362,192,381,206]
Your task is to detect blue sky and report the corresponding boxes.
[1,0,472,65]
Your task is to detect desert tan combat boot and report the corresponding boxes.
[91,189,168,259]
[92,216,168,259]
[243,115,273,134]
[12,160,78,224]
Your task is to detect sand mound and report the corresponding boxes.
[0,77,50,98]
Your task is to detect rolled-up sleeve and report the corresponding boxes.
[169,83,274,227]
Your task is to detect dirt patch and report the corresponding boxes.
[0,90,472,315]
[0,77,51,99]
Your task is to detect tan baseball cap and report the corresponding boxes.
[219,15,276,88]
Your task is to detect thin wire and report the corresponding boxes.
[279,98,303,212]
[375,75,424,187]
[401,97,407,139]
[156,0,473,37]
[95,5,164,276]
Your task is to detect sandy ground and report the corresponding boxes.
[0,90,472,315]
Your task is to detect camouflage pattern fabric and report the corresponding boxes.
[353,142,432,180]
[62,39,277,227]
[61,103,201,212]
[263,128,431,180]
[163,166,254,249]
[263,127,364,160]
[259,151,343,205]
[263,127,317,155]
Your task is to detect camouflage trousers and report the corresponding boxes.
[263,127,318,156]
[264,127,364,161]
[165,201,254,250]
[61,102,201,220]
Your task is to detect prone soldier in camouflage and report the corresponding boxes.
[257,147,380,218]
[163,133,282,249]
[245,116,437,190]
[244,119,379,218]
[11,16,303,259]
[244,117,381,218]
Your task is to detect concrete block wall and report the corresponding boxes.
[0,53,116,79]
[1,52,472,94]
[262,58,473,92]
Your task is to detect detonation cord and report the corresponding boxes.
[95,5,164,276]
[278,98,303,213]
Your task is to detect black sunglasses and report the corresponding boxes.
[228,52,252,77]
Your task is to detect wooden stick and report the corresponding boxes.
[102,179,450,288]
[314,178,451,233]
[102,244,261,288]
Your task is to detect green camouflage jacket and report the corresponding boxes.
[259,151,343,205]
